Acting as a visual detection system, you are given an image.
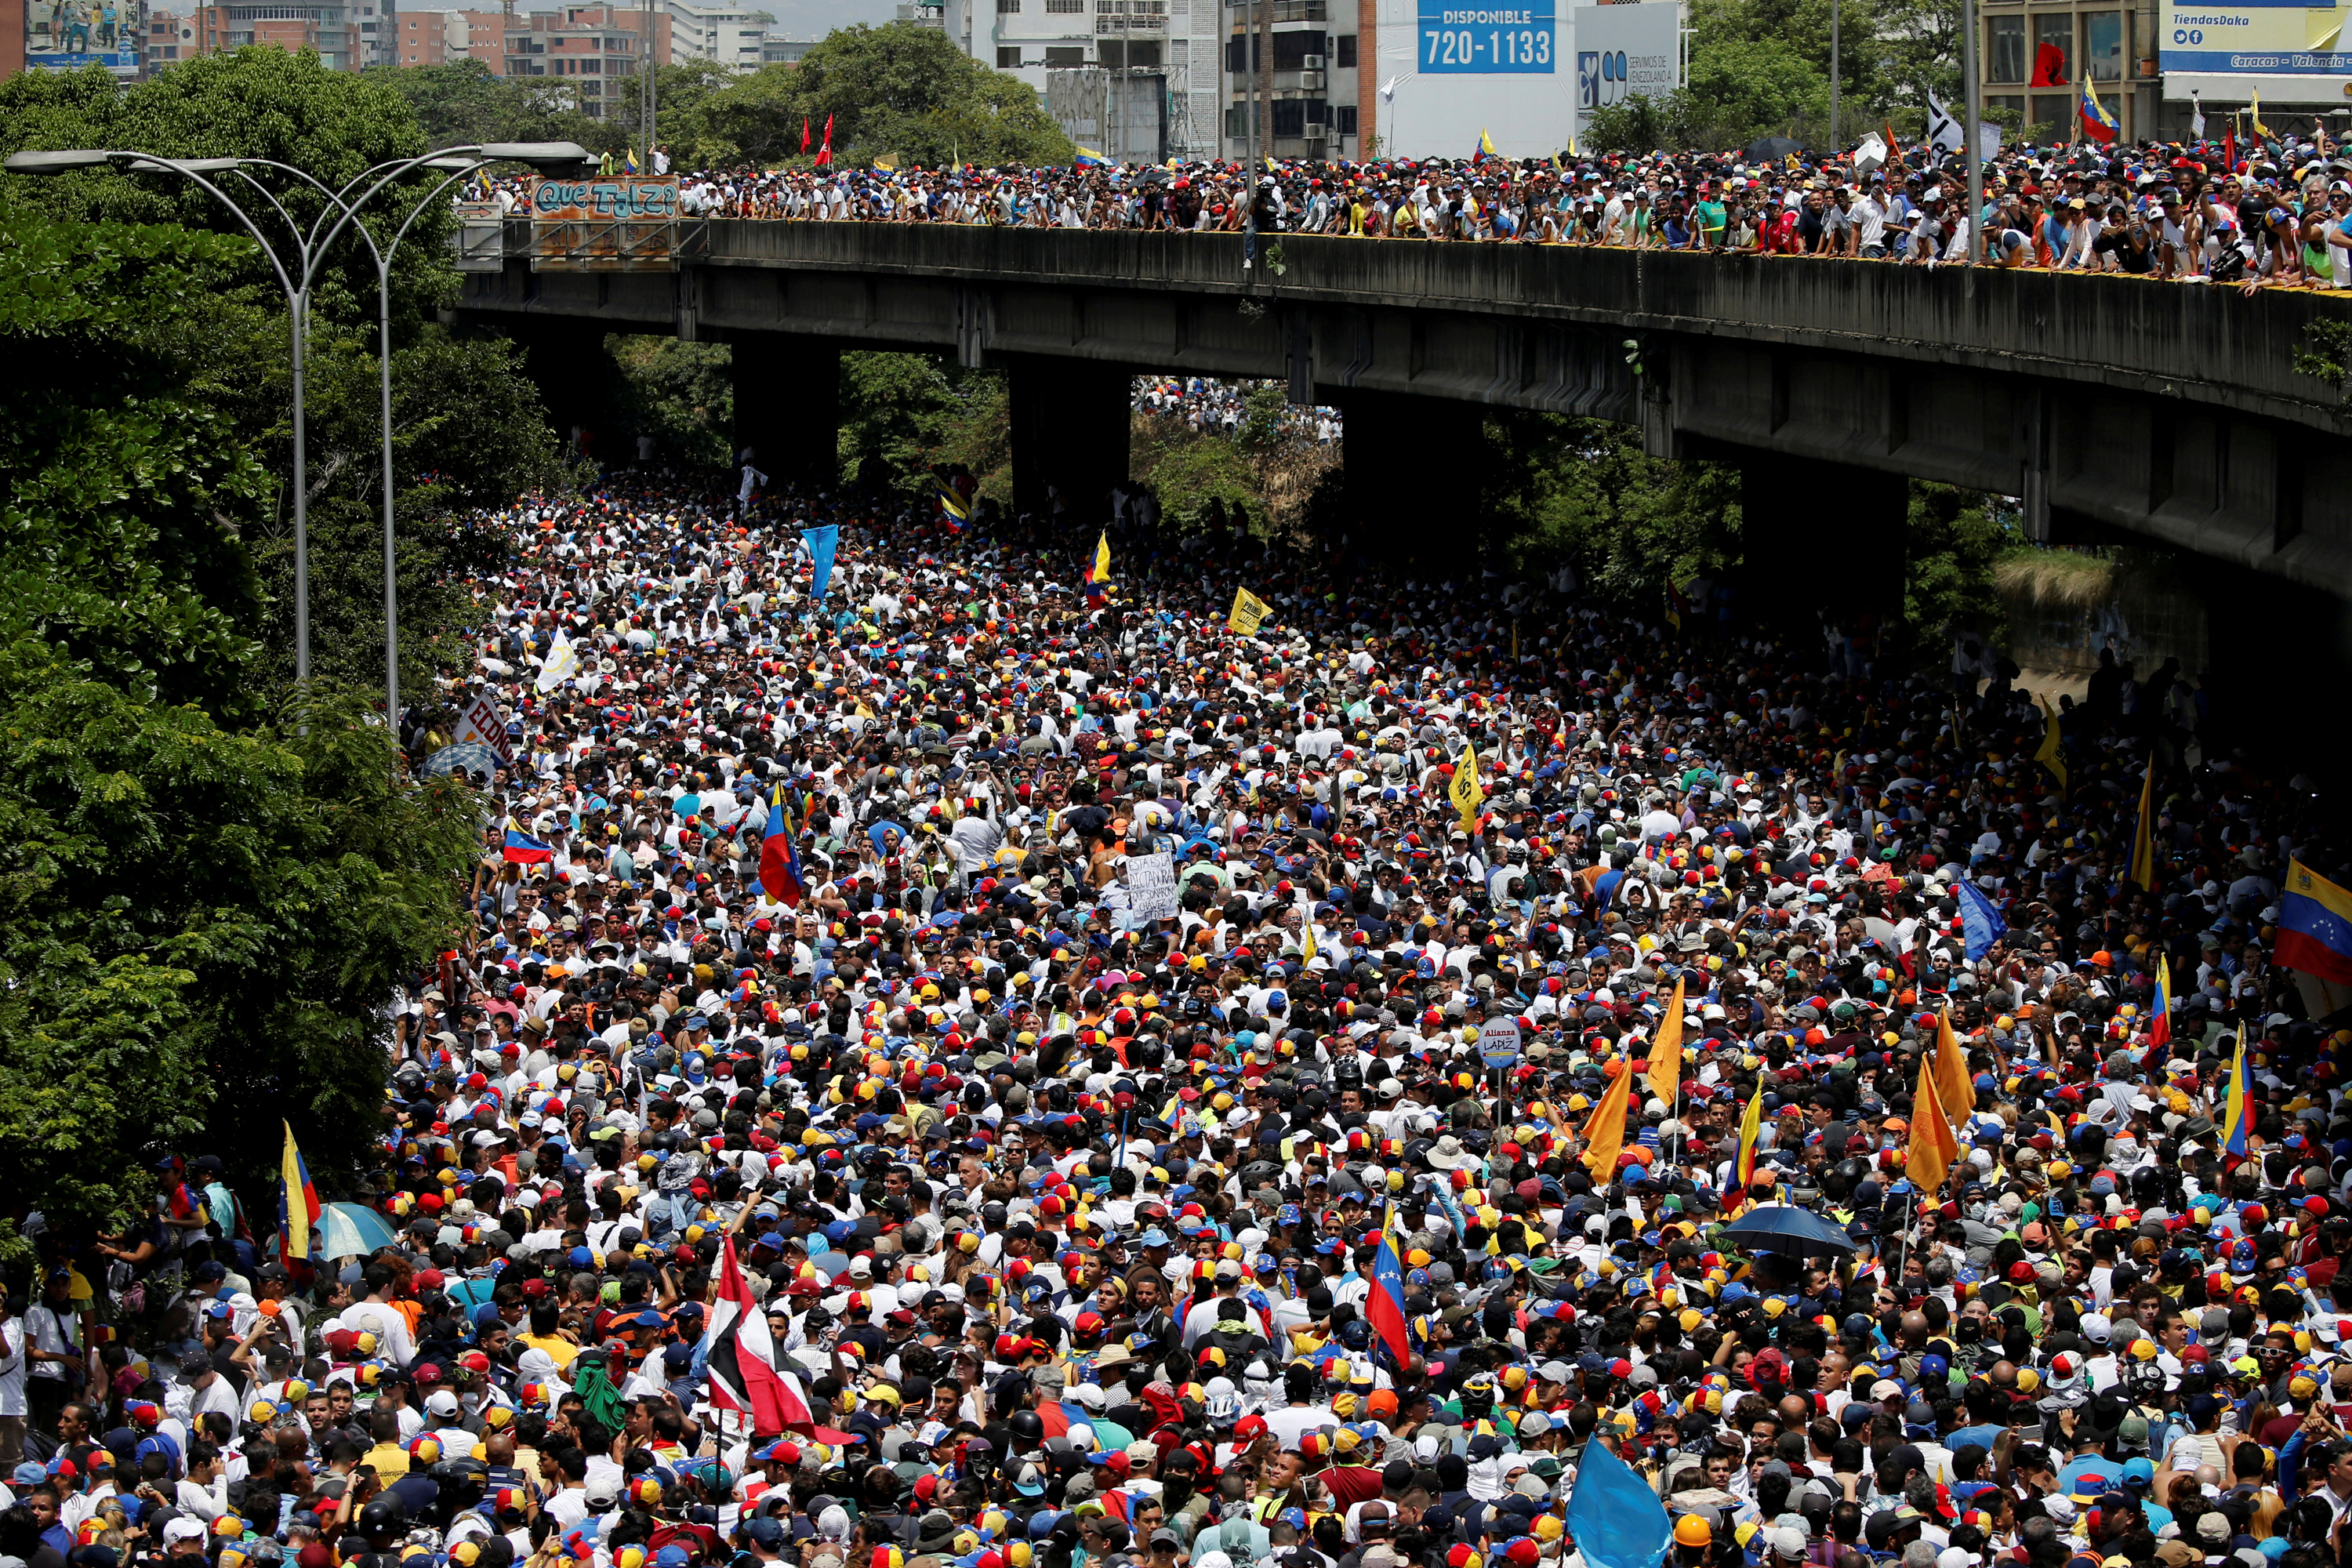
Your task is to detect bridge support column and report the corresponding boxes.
[1335,390,1486,564]
[732,336,840,488]
[1009,354,1130,528]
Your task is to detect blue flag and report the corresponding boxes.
[803,524,840,604]
[1563,1436,1670,1568]
[1955,880,2006,963]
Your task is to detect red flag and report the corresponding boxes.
[2224,125,2237,174]
[2029,42,2067,85]
[815,113,834,168]
[800,118,811,154]
[704,1238,812,1436]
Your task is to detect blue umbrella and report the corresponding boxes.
[1718,1205,1858,1258]
[317,1202,399,1261]
[424,742,499,779]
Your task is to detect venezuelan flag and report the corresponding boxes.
[503,820,554,864]
[2279,858,2352,985]
[2078,78,2118,143]
[1474,128,1497,162]
[936,478,969,534]
[1364,1200,1411,1369]
[1084,530,1111,609]
[757,788,804,908]
[279,1120,321,1262]
[1730,1076,1764,1212]
[2148,955,2173,1050]
[1075,147,1112,168]
[2128,754,2158,890]
[2220,1033,2252,1156]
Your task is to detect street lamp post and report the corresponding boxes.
[2,141,587,713]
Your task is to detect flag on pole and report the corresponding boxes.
[1955,880,2006,962]
[1926,93,1965,152]
[535,626,579,692]
[1933,1006,1976,1128]
[2148,955,2174,1050]
[502,819,554,864]
[2129,753,2159,890]
[2278,859,2352,985]
[1646,977,1686,1105]
[1474,128,1497,162]
[757,789,804,908]
[1298,891,1317,964]
[1449,742,1483,832]
[2078,77,2118,143]
[1906,1057,1959,1192]
[1562,1435,1673,1568]
[935,477,969,532]
[1084,531,1111,609]
[1581,1060,1633,1181]
[2033,695,2067,793]
[2252,88,2270,138]
[278,1120,321,1262]
[802,524,840,604]
[800,118,812,154]
[815,113,835,167]
[1363,1200,1412,1368]
[703,1237,814,1436]
[1730,1076,1765,1211]
[2220,1033,2252,1156]
[1228,587,1273,634]
[2190,89,2207,139]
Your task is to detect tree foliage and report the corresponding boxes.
[0,197,477,1250]
[612,334,738,471]
[2,49,566,699]
[682,24,1073,167]
[1584,0,1962,152]
[366,56,607,154]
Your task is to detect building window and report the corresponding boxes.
[1271,98,1302,135]
[1334,31,1352,64]
[1272,27,1320,66]
[997,42,1022,60]
[2031,11,2071,82]
[2027,91,2071,137]
[2083,9,2122,78]
[1336,103,1355,132]
[1044,42,1082,60]
[1987,13,2024,82]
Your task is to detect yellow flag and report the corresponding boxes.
[1228,586,1272,635]
[1907,1055,1959,1194]
[1581,1059,1634,1181]
[1933,1006,1976,1130]
[1298,891,1316,964]
[1088,531,1112,585]
[2033,695,2067,794]
[2253,89,2271,138]
[1449,742,1484,831]
[1646,976,1686,1105]
[2129,753,2158,889]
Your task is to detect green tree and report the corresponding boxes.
[2,49,568,701]
[365,57,606,153]
[612,334,737,471]
[688,23,1073,166]
[0,198,476,1249]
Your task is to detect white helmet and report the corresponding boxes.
[1203,1376,1241,1428]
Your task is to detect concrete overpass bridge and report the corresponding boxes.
[456,220,2352,605]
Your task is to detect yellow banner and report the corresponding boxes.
[1449,742,1483,829]
[1228,587,1272,635]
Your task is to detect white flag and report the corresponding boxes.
[1853,132,1887,173]
[1925,93,1964,154]
[1380,74,1399,102]
[535,626,579,693]
[2190,90,2206,139]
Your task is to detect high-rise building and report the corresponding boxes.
[503,4,668,114]
[662,0,759,68]
[169,0,372,68]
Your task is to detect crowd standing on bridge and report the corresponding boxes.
[475,132,2352,285]
[20,455,2352,1568]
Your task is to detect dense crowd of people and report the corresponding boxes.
[488,130,2352,283]
[1133,379,1341,445]
[12,463,2352,1568]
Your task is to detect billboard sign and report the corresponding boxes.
[27,0,144,74]
[1573,2,1682,139]
[529,176,684,272]
[528,176,681,222]
[1417,0,1557,73]
[2161,0,2352,86]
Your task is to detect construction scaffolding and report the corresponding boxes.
[1044,60,1187,165]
